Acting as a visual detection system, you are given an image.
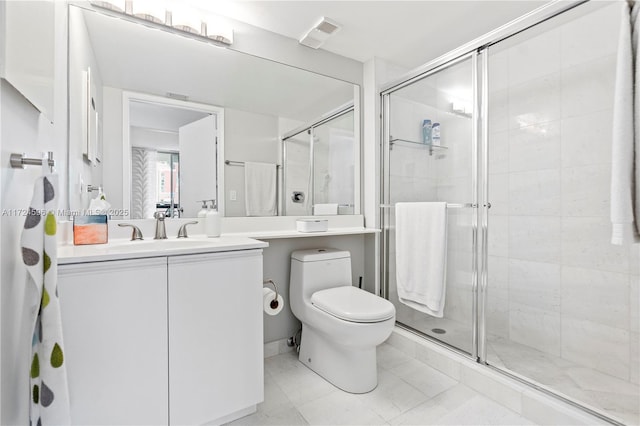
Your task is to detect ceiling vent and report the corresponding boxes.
[299,17,341,49]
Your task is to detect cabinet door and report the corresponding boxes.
[58,258,168,425]
[168,250,264,425]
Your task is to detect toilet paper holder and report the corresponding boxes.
[263,279,280,309]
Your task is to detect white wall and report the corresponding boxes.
[1,1,69,422]
[68,5,103,213]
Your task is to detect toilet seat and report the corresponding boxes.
[311,286,395,323]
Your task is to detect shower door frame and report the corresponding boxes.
[380,50,482,360]
[379,1,625,424]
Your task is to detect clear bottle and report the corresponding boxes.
[205,199,221,238]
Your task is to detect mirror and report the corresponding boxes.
[68,4,359,219]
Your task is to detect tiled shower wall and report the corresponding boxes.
[486,2,639,383]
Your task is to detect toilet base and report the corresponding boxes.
[298,325,378,394]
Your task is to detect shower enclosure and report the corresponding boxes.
[282,105,357,215]
[381,2,639,424]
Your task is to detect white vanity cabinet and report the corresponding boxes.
[168,250,264,425]
[58,257,169,425]
[58,247,265,425]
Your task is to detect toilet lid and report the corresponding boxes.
[311,286,396,323]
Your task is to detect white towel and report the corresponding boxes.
[245,161,277,216]
[21,161,71,424]
[611,0,640,245]
[314,203,338,215]
[395,202,448,317]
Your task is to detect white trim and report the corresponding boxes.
[121,91,225,218]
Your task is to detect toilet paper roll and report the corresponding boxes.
[263,287,284,316]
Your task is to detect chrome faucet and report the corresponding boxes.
[153,211,167,239]
[118,223,143,241]
[177,221,199,238]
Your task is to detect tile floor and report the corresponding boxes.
[405,316,639,425]
[226,343,535,426]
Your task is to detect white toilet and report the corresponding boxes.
[289,248,396,393]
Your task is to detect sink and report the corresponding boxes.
[58,235,269,264]
[106,238,210,253]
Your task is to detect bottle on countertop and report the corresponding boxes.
[197,200,209,219]
[205,199,221,238]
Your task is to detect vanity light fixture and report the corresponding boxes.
[91,0,128,13]
[299,17,341,49]
[90,0,233,47]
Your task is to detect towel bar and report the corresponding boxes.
[225,160,282,169]
[10,151,55,173]
[379,203,484,209]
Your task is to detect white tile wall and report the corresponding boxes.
[509,302,562,356]
[485,3,638,394]
[561,317,630,380]
[508,121,561,173]
[560,110,613,168]
[561,266,629,329]
[508,216,561,263]
[508,259,561,312]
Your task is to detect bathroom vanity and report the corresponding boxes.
[57,237,268,425]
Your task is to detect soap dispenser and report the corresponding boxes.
[197,200,209,219]
[205,199,221,238]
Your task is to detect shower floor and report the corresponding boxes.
[399,317,640,425]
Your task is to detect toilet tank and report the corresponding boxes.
[290,248,351,303]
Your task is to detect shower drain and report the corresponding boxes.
[431,328,446,334]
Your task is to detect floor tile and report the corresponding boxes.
[296,391,388,425]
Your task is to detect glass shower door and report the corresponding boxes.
[383,54,477,355]
[312,110,356,215]
[283,130,312,216]
[483,3,639,423]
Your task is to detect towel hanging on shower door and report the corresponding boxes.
[21,158,70,425]
[611,0,640,244]
[395,202,448,317]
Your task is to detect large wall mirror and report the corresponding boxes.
[68,3,360,219]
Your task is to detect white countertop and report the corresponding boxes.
[58,236,269,264]
[228,227,379,240]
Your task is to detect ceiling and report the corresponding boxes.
[81,7,355,123]
[181,1,548,69]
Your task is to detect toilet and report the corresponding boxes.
[289,248,396,393]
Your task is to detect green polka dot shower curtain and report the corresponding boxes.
[21,161,70,425]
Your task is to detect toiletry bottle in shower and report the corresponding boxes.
[422,119,432,144]
[432,122,441,146]
[205,199,221,238]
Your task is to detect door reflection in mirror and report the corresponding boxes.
[128,99,218,219]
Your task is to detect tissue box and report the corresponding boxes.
[73,215,108,245]
[296,219,328,233]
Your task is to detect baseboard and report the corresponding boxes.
[264,338,295,358]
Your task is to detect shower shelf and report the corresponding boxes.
[389,138,447,155]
